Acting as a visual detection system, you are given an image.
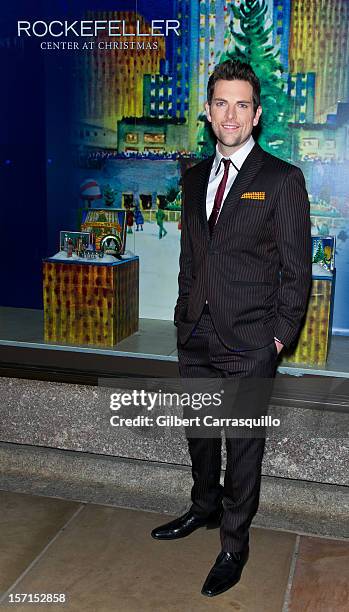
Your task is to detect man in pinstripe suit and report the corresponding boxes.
[151,60,312,597]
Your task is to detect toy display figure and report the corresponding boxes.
[67,238,73,257]
[100,234,123,259]
[81,209,127,253]
[60,231,90,253]
[126,207,134,234]
[156,204,167,239]
[88,232,96,250]
[312,236,335,273]
[58,230,102,260]
[134,205,144,231]
[54,211,127,263]
[102,183,116,207]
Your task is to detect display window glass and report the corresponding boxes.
[1,1,349,372]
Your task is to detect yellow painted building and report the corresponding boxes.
[289,0,349,122]
[75,11,166,131]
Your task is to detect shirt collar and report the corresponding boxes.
[213,135,255,175]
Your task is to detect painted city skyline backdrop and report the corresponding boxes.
[1,0,349,336]
[75,0,349,154]
[67,0,349,332]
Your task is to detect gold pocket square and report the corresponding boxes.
[241,191,265,200]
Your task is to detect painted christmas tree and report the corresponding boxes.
[222,0,292,159]
[199,0,293,160]
[313,241,326,265]
[103,184,116,207]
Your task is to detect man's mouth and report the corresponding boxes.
[222,124,240,131]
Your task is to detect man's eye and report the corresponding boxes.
[238,104,248,108]
[216,101,225,106]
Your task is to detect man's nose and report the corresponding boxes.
[225,105,237,120]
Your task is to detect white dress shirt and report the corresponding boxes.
[206,135,255,220]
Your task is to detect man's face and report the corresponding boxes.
[205,79,262,155]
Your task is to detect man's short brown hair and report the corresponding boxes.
[207,59,261,114]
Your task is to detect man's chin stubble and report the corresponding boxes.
[216,135,246,150]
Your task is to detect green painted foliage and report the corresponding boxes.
[222,0,292,160]
[198,0,294,160]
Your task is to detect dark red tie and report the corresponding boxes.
[208,158,231,235]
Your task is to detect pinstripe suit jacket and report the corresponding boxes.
[174,142,312,350]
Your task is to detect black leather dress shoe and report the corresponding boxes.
[151,507,223,540]
[201,547,249,597]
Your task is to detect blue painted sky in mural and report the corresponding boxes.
[22,0,174,19]
[3,1,174,23]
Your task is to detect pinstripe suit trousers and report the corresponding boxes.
[177,309,278,553]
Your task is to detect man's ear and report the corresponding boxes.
[253,105,262,127]
[205,101,212,123]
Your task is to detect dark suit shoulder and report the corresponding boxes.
[182,156,213,181]
[262,149,303,178]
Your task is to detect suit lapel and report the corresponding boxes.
[195,154,215,241]
[212,143,266,238]
[191,143,266,242]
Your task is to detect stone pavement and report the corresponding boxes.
[0,490,348,611]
